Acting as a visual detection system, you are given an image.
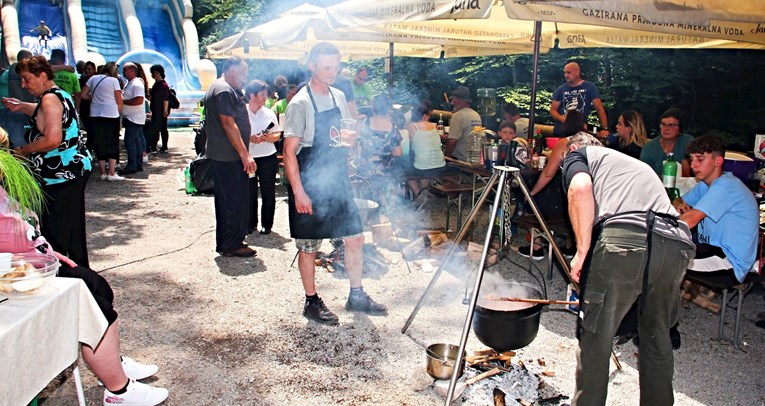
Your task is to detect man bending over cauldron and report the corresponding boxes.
[562,132,695,405]
[282,42,387,325]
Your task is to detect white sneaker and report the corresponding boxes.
[100,174,107,181]
[103,379,168,406]
[122,356,159,380]
[143,155,149,164]
[107,174,125,182]
[99,357,159,386]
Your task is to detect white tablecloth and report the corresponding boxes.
[0,277,108,405]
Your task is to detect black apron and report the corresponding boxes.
[576,210,680,339]
[288,86,362,239]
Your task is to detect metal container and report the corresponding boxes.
[426,343,465,380]
[476,88,497,116]
[483,143,500,171]
[472,283,544,351]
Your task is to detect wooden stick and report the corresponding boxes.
[486,296,579,306]
[444,92,450,105]
[465,367,502,385]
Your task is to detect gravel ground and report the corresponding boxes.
[41,128,765,405]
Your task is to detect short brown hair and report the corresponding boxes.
[686,135,725,156]
[16,55,53,80]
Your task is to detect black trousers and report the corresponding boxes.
[41,174,90,267]
[59,263,118,324]
[211,159,249,252]
[248,153,279,232]
[145,115,168,151]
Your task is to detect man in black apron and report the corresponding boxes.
[561,133,695,405]
[283,43,387,326]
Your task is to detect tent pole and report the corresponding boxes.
[528,20,542,145]
[388,42,394,99]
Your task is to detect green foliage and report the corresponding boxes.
[193,0,271,48]
[0,151,43,216]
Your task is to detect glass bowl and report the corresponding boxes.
[0,253,60,297]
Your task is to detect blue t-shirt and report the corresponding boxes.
[552,80,600,135]
[682,172,758,281]
[639,134,694,176]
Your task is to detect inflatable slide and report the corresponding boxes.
[1,0,216,125]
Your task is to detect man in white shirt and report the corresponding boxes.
[120,62,146,174]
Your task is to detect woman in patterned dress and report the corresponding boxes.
[3,55,93,267]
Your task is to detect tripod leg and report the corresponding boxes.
[401,170,502,334]
[445,169,509,404]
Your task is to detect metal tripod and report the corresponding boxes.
[399,165,618,405]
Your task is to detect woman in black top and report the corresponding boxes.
[146,64,170,153]
[615,110,648,159]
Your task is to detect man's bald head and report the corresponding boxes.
[563,62,582,86]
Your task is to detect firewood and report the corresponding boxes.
[493,388,506,406]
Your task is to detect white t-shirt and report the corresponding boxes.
[247,106,280,158]
[284,84,352,152]
[86,74,121,118]
[122,77,146,125]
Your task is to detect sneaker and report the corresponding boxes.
[122,357,159,380]
[143,155,149,164]
[107,174,125,182]
[220,246,256,257]
[518,244,545,261]
[303,297,339,325]
[100,174,107,181]
[345,292,388,315]
[560,244,577,259]
[103,379,168,406]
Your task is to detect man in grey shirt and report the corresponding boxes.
[283,42,387,326]
[561,132,694,405]
[204,57,256,257]
[445,85,482,161]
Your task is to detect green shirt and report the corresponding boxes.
[272,98,287,115]
[351,82,373,108]
[0,70,8,110]
[53,70,81,96]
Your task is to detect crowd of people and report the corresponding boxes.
[0,41,762,405]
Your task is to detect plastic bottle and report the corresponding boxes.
[662,152,678,189]
[184,166,197,194]
[466,126,485,166]
[437,114,445,137]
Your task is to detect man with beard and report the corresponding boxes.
[203,57,256,257]
[283,42,387,325]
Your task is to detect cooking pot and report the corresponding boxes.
[472,283,544,352]
[426,343,465,380]
[354,198,380,227]
[483,143,500,171]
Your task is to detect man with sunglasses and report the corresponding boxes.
[640,107,694,176]
[561,132,695,405]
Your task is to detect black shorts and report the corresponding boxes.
[58,264,118,325]
[90,117,121,160]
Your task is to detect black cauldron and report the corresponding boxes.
[472,283,544,352]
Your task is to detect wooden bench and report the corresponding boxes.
[430,182,474,232]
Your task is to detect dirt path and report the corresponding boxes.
[41,129,765,405]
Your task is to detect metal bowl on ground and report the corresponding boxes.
[426,343,465,380]
[354,198,380,226]
[472,282,544,352]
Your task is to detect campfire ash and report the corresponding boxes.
[458,363,539,405]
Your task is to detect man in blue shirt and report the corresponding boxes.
[674,135,759,283]
[550,62,609,139]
